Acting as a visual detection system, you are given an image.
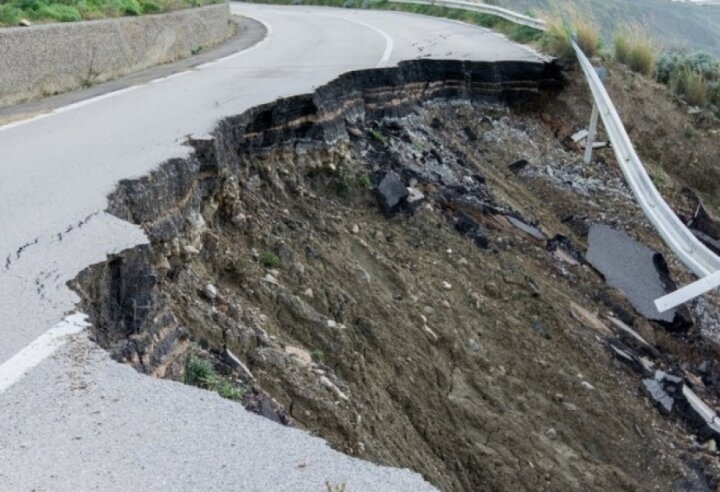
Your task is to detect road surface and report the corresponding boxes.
[0,4,540,489]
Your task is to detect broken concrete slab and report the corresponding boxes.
[679,385,720,442]
[643,378,674,415]
[570,302,613,337]
[571,129,589,143]
[605,316,659,356]
[506,215,545,241]
[609,343,639,371]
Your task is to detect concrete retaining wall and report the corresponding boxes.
[0,4,234,107]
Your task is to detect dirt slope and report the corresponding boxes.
[73,60,720,491]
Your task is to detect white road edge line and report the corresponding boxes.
[329,14,394,67]
[0,313,90,394]
[0,12,276,396]
[0,14,275,134]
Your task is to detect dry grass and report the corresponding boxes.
[538,2,600,59]
[613,25,656,76]
[539,17,574,58]
[671,68,710,106]
[573,17,599,58]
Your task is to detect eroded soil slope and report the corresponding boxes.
[73,60,720,491]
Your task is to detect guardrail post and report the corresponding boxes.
[583,103,599,164]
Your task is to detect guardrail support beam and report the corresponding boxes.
[583,102,599,164]
[655,269,720,312]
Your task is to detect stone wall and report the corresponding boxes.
[0,4,234,107]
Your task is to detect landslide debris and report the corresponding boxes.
[73,59,720,491]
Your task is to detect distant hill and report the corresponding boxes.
[487,0,720,56]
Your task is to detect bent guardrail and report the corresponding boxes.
[401,0,720,311]
[569,39,720,311]
[245,0,720,310]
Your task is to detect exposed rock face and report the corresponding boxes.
[78,58,564,375]
[72,59,720,491]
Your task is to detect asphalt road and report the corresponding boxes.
[0,4,540,489]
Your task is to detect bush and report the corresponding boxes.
[259,251,280,268]
[185,355,245,401]
[613,26,655,76]
[0,0,221,24]
[657,51,719,85]
[0,4,22,25]
[656,51,720,106]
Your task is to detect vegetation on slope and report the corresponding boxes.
[0,0,222,26]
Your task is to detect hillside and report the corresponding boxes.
[488,0,720,56]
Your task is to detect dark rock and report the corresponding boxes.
[454,212,489,249]
[673,479,712,492]
[691,228,720,255]
[547,234,585,264]
[473,225,490,249]
[509,159,529,173]
[531,320,550,339]
[643,379,674,415]
[430,118,443,129]
[376,172,409,214]
[454,212,476,235]
[684,188,720,240]
[463,126,477,142]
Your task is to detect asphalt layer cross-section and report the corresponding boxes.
[0,4,542,489]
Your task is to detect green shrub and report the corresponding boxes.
[657,51,720,84]
[311,349,325,364]
[0,0,222,24]
[0,4,22,25]
[139,0,162,12]
[259,251,280,268]
[185,355,245,401]
[656,51,720,106]
[356,173,373,190]
[38,4,82,22]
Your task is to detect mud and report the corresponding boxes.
[72,59,720,491]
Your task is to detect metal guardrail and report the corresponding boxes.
[250,0,720,308]
[391,0,546,30]
[394,0,720,310]
[570,39,720,309]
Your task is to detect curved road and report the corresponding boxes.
[0,4,540,490]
